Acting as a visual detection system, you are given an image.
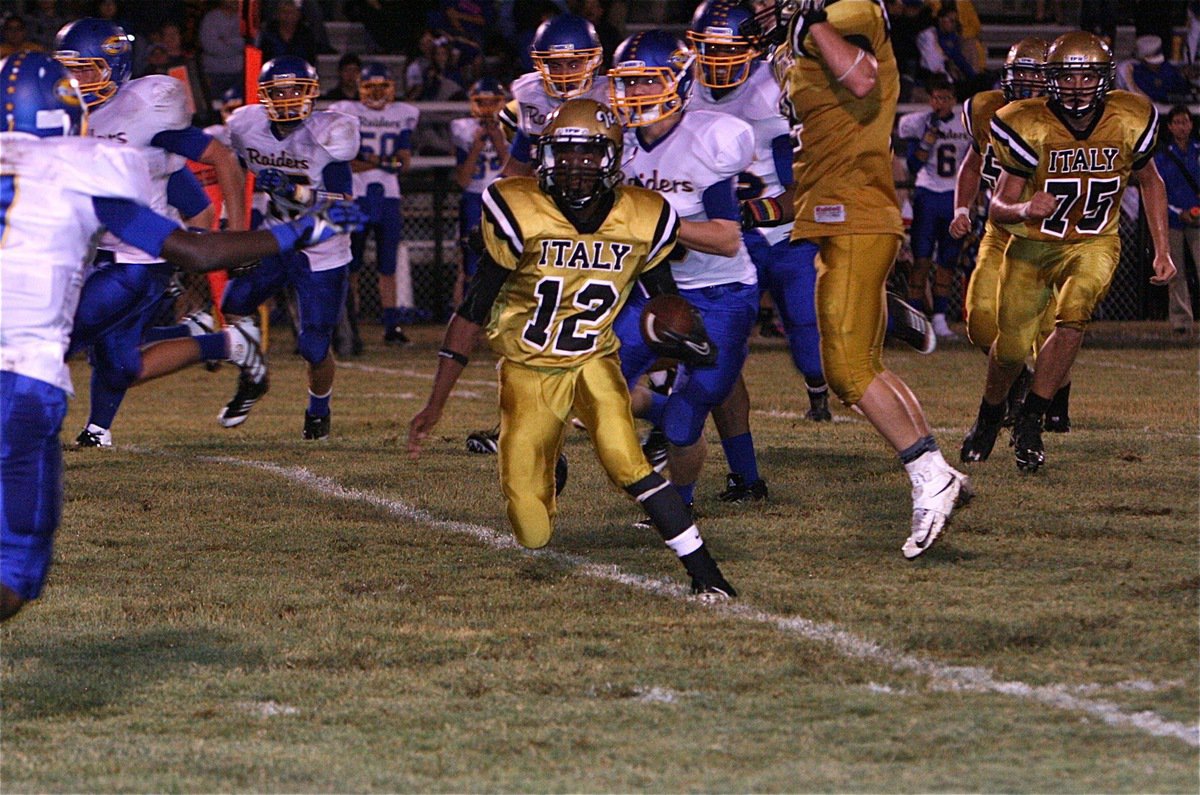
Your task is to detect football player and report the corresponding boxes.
[222,56,361,439]
[407,99,736,600]
[452,78,508,305]
[747,0,971,558]
[952,37,1068,450]
[54,18,254,448]
[897,73,973,339]
[498,13,610,178]
[963,31,1173,472]
[330,62,421,346]
[0,53,364,622]
[607,29,762,511]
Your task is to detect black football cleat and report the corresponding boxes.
[466,425,499,454]
[1044,383,1071,433]
[302,411,330,441]
[554,453,568,496]
[1011,413,1045,472]
[886,292,936,354]
[805,389,832,422]
[218,373,269,428]
[960,412,1003,463]
[74,426,113,448]
[717,473,769,503]
[383,325,411,345]
[641,427,668,472]
[1043,411,1070,433]
[1002,366,1033,428]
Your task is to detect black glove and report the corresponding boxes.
[646,304,719,369]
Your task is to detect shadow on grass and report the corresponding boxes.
[2,627,264,720]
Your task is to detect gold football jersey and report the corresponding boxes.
[479,177,679,368]
[990,91,1157,242]
[774,0,903,238]
[962,87,1022,237]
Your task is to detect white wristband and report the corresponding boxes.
[954,207,970,221]
[836,49,866,83]
[1018,204,1029,220]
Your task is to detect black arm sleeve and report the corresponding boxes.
[637,259,680,297]
[456,252,512,325]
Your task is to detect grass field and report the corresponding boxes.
[2,322,1197,792]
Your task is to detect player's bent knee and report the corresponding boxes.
[0,585,26,622]
[297,331,333,365]
[97,352,142,391]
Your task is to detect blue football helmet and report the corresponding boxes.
[53,17,132,108]
[530,13,603,100]
[358,62,394,109]
[258,56,319,122]
[468,77,507,119]
[1,51,87,137]
[609,30,695,128]
[688,0,758,89]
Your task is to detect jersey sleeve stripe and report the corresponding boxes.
[961,97,975,138]
[481,185,523,257]
[990,117,1038,171]
[1132,104,1159,166]
[647,201,679,264]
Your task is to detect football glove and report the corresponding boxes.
[256,167,313,213]
[741,196,787,230]
[268,199,368,251]
[646,305,719,369]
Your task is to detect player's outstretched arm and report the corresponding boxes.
[951,146,983,238]
[197,138,248,231]
[407,314,485,459]
[1133,158,1178,285]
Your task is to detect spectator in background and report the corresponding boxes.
[410,35,467,101]
[1127,35,1191,103]
[889,0,935,99]
[429,0,493,86]
[256,0,320,66]
[200,0,244,101]
[1156,106,1200,334]
[322,52,362,100]
[25,0,68,50]
[918,3,988,99]
[405,29,436,99]
[1079,0,1119,48]
[570,0,622,64]
[1034,0,1063,23]
[1,14,44,58]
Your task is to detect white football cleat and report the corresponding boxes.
[182,309,216,336]
[903,465,972,559]
[931,313,959,340]
[225,316,268,383]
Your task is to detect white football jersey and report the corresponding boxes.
[690,61,794,246]
[328,99,419,199]
[226,104,360,271]
[450,116,504,194]
[621,109,756,289]
[88,75,192,264]
[507,70,611,154]
[896,109,972,194]
[0,135,153,393]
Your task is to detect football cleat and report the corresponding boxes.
[931,313,959,340]
[74,425,113,448]
[1011,413,1045,472]
[1002,366,1033,428]
[805,388,832,422]
[383,325,411,345]
[182,309,216,336]
[218,372,270,428]
[555,453,568,496]
[226,316,268,383]
[717,473,769,503]
[960,411,1003,463]
[1044,384,1071,433]
[886,292,937,354]
[642,427,669,472]
[691,577,737,602]
[466,425,499,454]
[303,411,330,441]
[1044,411,1070,433]
[903,466,972,560]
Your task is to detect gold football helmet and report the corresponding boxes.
[1001,36,1049,101]
[536,98,624,209]
[1044,31,1114,117]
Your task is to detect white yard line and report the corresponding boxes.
[188,452,1198,750]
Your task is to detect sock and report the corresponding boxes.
[903,444,948,487]
[979,397,1006,423]
[1020,392,1052,420]
[382,307,400,329]
[142,323,190,343]
[196,331,227,362]
[88,371,126,430]
[897,434,937,465]
[644,392,668,427]
[307,388,332,417]
[720,432,760,484]
[676,482,695,506]
[1047,382,1071,417]
[664,525,702,557]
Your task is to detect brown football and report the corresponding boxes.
[640,294,695,345]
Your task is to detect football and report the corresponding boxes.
[640,294,696,346]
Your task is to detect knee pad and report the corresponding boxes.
[297,329,333,365]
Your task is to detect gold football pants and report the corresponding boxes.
[964,222,1055,354]
[993,235,1121,367]
[498,353,652,549]
[814,233,898,405]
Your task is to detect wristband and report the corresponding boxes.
[836,49,866,83]
[1018,204,1029,220]
[954,207,970,221]
[438,348,469,366]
